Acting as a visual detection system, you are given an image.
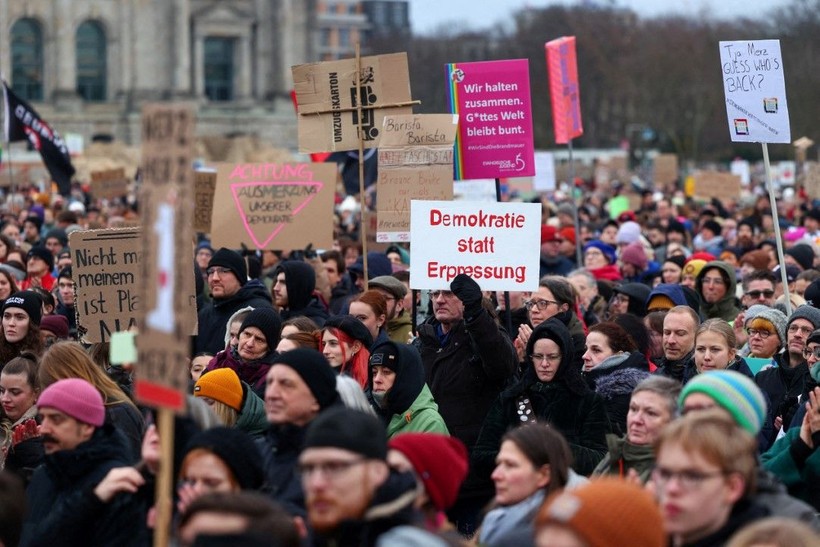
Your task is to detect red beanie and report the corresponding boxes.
[388,433,468,511]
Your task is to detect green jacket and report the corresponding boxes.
[592,434,655,483]
[761,411,820,508]
[235,382,269,439]
[696,261,741,322]
[386,384,449,439]
[387,310,413,345]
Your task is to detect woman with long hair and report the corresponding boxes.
[0,352,43,482]
[349,290,389,348]
[478,423,571,545]
[0,269,20,305]
[0,292,44,365]
[695,318,753,378]
[319,315,372,388]
[38,341,144,461]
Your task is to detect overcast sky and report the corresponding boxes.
[410,0,791,34]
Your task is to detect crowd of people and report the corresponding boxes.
[0,181,819,547]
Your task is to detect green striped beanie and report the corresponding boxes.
[679,370,768,435]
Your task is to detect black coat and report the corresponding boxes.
[755,356,810,427]
[20,425,148,547]
[196,279,274,355]
[414,307,517,453]
[260,423,309,518]
[473,319,611,477]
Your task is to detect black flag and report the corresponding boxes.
[3,80,75,196]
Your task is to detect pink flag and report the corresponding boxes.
[546,37,583,144]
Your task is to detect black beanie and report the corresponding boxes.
[3,291,43,326]
[805,279,820,309]
[323,315,373,348]
[785,243,816,271]
[239,307,282,348]
[369,343,399,371]
[183,427,265,490]
[303,406,387,460]
[27,246,54,271]
[273,348,339,409]
[702,219,722,237]
[208,248,247,285]
[664,255,686,270]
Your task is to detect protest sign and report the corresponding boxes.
[453,179,498,202]
[211,162,336,250]
[292,53,413,153]
[653,154,679,186]
[545,36,583,144]
[70,228,142,344]
[193,170,217,233]
[445,59,535,180]
[534,152,556,192]
[731,159,751,186]
[90,168,128,200]
[719,40,791,143]
[136,103,198,412]
[693,171,742,201]
[376,114,458,242]
[803,162,820,197]
[409,200,541,292]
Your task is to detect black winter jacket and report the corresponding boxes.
[414,308,517,453]
[196,279,274,354]
[260,423,309,518]
[20,425,148,547]
[584,351,650,437]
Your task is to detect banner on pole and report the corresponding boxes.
[445,59,535,180]
[409,200,541,292]
[545,36,583,144]
[719,40,791,143]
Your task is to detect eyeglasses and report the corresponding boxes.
[206,266,232,277]
[297,458,366,480]
[651,466,726,490]
[789,324,814,336]
[803,347,820,360]
[610,294,629,304]
[525,298,558,311]
[430,290,455,299]
[584,249,604,257]
[746,328,773,339]
[747,289,775,299]
[530,353,562,365]
[702,277,725,286]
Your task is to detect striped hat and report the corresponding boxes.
[679,370,767,435]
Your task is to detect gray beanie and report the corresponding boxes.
[788,305,820,331]
[753,308,788,345]
[744,305,770,325]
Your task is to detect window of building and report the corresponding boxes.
[204,37,235,101]
[11,18,44,101]
[338,28,350,48]
[392,3,406,26]
[76,21,107,101]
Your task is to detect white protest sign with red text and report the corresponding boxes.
[409,200,540,292]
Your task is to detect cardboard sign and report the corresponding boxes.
[193,170,217,233]
[90,168,129,200]
[546,36,583,144]
[69,228,142,344]
[533,152,556,192]
[719,40,791,143]
[445,59,535,180]
[376,114,458,242]
[653,154,679,186]
[693,171,742,200]
[409,200,541,291]
[292,52,413,153]
[804,162,820,197]
[731,159,751,186]
[136,103,198,411]
[210,162,336,250]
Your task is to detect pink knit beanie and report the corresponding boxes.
[38,378,105,426]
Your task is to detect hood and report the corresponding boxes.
[348,252,393,282]
[696,260,740,319]
[275,261,316,311]
[224,305,255,347]
[369,341,425,415]
[647,283,687,306]
[523,318,589,395]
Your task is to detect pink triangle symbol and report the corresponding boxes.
[230,181,324,248]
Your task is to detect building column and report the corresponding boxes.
[237,33,252,101]
[172,0,191,96]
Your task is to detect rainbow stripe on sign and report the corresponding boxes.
[445,63,465,180]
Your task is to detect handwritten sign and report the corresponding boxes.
[193,170,217,233]
[445,59,535,180]
[376,114,458,242]
[136,103,198,411]
[719,40,791,143]
[693,171,742,201]
[409,200,541,291]
[292,53,413,153]
[90,168,129,200]
[70,228,142,344]
[546,36,583,144]
[211,162,336,250]
[653,154,679,186]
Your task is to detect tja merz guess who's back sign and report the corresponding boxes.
[211,162,336,250]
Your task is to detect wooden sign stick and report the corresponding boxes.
[152,407,175,547]
[355,43,369,290]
